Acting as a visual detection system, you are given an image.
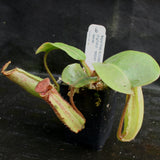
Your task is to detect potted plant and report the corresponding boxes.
[1,42,160,150]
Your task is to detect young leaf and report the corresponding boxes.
[104,50,160,87]
[93,63,133,94]
[117,86,144,142]
[36,42,86,61]
[62,63,98,88]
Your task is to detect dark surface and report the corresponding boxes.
[0,75,160,160]
[0,0,160,78]
[0,0,160,159]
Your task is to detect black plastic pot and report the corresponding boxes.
[60,85,117,150]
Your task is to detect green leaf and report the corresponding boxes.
[117,86,144,142]
[93,63,133,94]
[93,50,160,94]
[62,63,98,88]
[104,50,160,87]
[36,42,86,61]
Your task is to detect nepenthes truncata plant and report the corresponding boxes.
[1,42,160,142]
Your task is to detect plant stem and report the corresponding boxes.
[69,87,85,119]
[80,60,92,77]
[44,52,60,92]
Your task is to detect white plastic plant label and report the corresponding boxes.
[85,24,106,70]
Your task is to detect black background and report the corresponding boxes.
[0,1,160,159]
[0,0,160,79]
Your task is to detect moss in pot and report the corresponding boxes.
[1,42,160,150]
